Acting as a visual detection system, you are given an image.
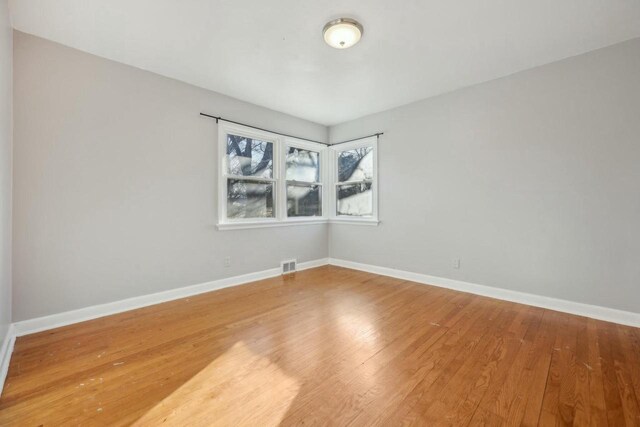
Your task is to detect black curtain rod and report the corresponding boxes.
[331,133,384,146]
[200,112,383,146]
[200,113,329,145]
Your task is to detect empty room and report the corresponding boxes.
[1,0,639,425]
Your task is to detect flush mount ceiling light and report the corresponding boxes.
[323,18,363,49]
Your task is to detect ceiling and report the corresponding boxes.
[9,0,640,126]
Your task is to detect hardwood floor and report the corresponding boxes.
[1,266,639,426]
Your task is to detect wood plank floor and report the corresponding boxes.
[1,266,639,426]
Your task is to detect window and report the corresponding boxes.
[218,123,328,229]
[218,123,377,229]
[285,145,322,217]
[330,137,378,224]
[224,132,275,220]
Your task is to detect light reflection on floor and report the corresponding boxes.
[132,341,300,426]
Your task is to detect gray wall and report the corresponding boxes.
[12,32,328,321]
[329,38,640,313]
[0,0,11,340]
[11,29,640,322]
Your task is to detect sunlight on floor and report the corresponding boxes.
[338,312,378,345]
[132,341,300,426]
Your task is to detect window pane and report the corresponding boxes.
[287,184,321,217]
[227,179,274,219]
[337,182,373,216]
[338,147,373,182]
[226,134,273,178]
[286,147,320,182]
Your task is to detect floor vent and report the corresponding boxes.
[281,259,297,275]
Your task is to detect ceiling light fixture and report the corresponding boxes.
[323,18,363,49]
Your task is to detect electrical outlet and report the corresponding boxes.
[452,258,461,269]
[224,256,231,267]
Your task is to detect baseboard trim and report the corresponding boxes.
[297,258,330,271]
[10,255,638,341]
[0,324,16,396]
[328,258,640,328]
[13,258,330,337]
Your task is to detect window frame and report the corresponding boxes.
[281,138,328,221]
[328,136,379,225]
[217,122,329,230]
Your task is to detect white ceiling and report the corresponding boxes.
[9,0,640,125]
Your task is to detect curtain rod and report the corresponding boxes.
[331,133,384,145]
[200,112,383,146]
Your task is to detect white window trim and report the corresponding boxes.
[217,123,379,230]
[217,122,330,230]
[328,136,379,225]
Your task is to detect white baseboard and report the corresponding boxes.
[12,258,329,338]
[297,258,330,271]
[1,256,637,394]
[6,254,638,370]
[0,324,16,396]
[328,258,640,328]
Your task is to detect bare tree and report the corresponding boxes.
[227,135,273,176]
[338,147,371,182]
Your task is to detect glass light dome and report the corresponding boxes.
[323,18,363,49]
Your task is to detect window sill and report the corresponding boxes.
[216,218,380,230]
[216,219,328,231]
[329,218,380,226]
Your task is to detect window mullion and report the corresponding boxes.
[287,180,321,186]
[277,138,285,221]
[335,179,372,186]
[224,174,276,183]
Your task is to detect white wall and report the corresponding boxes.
[12,32,328,321]
[0,0,12,343]
[329,38,640,314]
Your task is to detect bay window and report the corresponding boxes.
[217,122,377,229]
